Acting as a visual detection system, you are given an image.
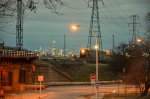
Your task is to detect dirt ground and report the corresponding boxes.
[102,93,150,99]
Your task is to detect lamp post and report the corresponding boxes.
[71,24,99,98]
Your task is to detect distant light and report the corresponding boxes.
[105,50,111,55]
[81,49,85,54]
[53,40,55,44]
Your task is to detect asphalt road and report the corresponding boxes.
[41,84,135,99]
[43,85,94,99]
[4,84,137,99]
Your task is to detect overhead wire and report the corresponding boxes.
[102,0,128,33]
[107,0,129,24]
[113,0,130,19]
[63,4,89,10]
[107,0,146,35]
[0,29,15,34]
[102,6,127,33]
[62,0,89,10]
[98,4,121,33]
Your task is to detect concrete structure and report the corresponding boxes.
[0,48,71,91]
[0,49,38,91]
[32,60,70,83]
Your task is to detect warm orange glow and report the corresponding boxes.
[136,38,142,43]
[70,24,81,32]
[71,26,78,30]
[105,50,111,55]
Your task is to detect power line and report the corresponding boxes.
[113,0,130,18]
[0,29,15,34]
[63,4,88,10]
[99,7,127,33]
[102,4,128,32]
[106,0,128,24]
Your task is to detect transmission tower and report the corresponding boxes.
[87,0,103,51]
[128,15,140,44]
[16,0,23,50]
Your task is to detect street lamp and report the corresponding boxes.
[136,38,143,43]
[71,24,99,98]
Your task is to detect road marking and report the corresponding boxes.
[40,92,55,99]
[49,92,55,94]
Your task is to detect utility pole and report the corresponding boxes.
[112,34,115,53]
[64,34,66,57]
[16,0,23,50]
[128,15,140,44]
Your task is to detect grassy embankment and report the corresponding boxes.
[55,61,118,82]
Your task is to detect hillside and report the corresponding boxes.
[49,58,117,82]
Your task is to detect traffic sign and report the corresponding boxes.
[38,75,43,82]
[90,74,96,85]
[90,73,96,80]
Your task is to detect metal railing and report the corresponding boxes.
[0,49,37,58]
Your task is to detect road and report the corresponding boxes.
[41,84,136,99]
[4,84,137,99]
[43,85,94,99]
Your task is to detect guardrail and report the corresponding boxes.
[46,81,123,86]
[0,49,38,58]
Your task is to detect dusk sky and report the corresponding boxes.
[1,0,150,54]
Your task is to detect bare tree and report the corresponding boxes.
[110,40,150,96]
[0,0,16,34]
[0,0,65,40]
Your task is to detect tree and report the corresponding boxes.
[110,41,150,96]
[140,12,150,96]
[109,12,150,96]
[0,0,65,41]
[109,42,128,73]
[0,0,16,39]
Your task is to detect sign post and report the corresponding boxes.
[90,73,96,84]
[38,75,43,94]
[90,74,96,94]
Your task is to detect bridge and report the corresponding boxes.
[0,49,37,58]
[0,49,38,90]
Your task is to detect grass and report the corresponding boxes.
[77,63,118,81]
[51,59,118,82]
[60,63,117,81]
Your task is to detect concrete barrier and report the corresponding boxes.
[46,80,123,86]
[24,85,46,90]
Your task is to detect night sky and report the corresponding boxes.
[1,0,150,54]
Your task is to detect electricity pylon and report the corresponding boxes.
[16,0,23,50]
[128,15,140,44]
[87,0,103,51]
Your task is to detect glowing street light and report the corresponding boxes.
[136,38,142,43]
[71,24,99,99]
[71,25,78,30]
